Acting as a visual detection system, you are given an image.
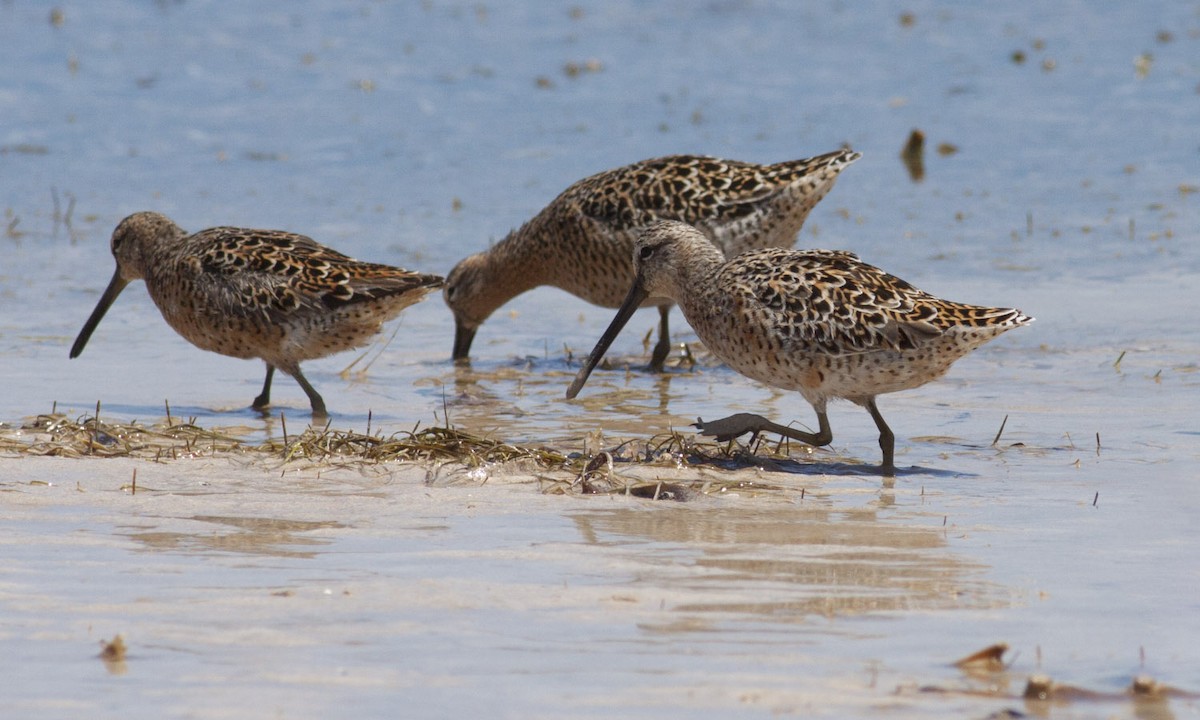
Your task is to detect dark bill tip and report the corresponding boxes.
[566,283,650,399]
[452,320,477,362]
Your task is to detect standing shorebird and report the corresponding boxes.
[567,221,1033,475]
[445,149,860,369]
[70,211,444,417]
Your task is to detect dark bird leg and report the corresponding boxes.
[648,305,672,371]
[863,397,896,476]
[287,365,328,418]
[252,364,275,411]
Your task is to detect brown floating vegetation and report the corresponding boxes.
[900,129,925,182]
[98,634,127,662]
[97,633,128,676]
[909,644,1200,707]
[953,642,1010,672]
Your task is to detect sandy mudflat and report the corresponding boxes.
[3,437,1198,718]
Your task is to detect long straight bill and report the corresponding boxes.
[565,283,650,399]
[69,269,129,358]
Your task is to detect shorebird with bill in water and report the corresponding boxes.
[445,149,860,369]
[70,211,444,418]
[567,220,1033,475]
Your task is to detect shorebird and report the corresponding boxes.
[567,221,1033,475]
[445,149,860,369]
[70,211,444,417]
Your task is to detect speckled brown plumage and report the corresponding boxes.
[445,149,860,367]
[568,221,1033,475]
[70,211,444,416]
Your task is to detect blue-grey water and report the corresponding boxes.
[2,1,1198,718]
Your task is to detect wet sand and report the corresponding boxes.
[3,381,1198,718]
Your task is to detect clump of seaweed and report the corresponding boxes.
[539,429,799,498]
[1,405,247,460]
[267,420,776,497]
[0,405,811,499]
[268,422,572,470]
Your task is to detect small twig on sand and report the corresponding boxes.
[991,414,1009,447]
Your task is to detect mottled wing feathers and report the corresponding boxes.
[196,228,351,273]
[569,150,857,231]
[724,248,1022,356]
[190,227,442,320]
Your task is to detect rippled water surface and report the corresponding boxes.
[2,1,1198,718]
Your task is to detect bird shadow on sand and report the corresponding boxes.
[674,448,972,479]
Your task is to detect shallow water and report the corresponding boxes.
[2,1,1199,718]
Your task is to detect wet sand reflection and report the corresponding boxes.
[572,504,1009,625]
[124,516,346,559]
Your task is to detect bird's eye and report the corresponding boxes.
[638,245,654,260]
